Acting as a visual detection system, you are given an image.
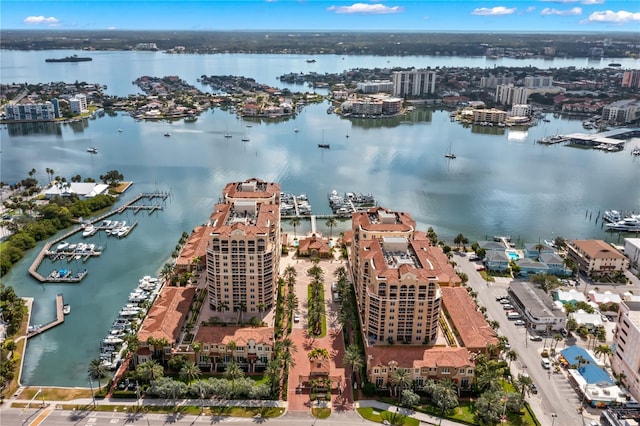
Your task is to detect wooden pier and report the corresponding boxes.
[26,294,65,338]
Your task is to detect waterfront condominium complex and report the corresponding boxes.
[612,300,640,402]
[391,69,436,97]
[350,207,459,346]
[206,178,281,316]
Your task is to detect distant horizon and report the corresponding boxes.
[1,1,638,32]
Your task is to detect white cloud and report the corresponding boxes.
[472,6,517,16]
[541,7,582,15]
[23,16,60,25]
[581,0,605,4]
[327,3,404,14]
[585,9,640,23]
[539,0,579,3]
[526,6,537,12]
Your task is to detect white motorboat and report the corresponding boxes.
[604,210,622,223]
[56,241,69,251]
[63,304,71,315]
[606,216,640,232]
[82,224,96,237]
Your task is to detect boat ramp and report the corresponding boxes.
[26,294,65,338]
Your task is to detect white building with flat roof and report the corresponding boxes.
[612,301,640,402]
[392,69,436,97]
[69,94,88,114]
[625,238,640,273]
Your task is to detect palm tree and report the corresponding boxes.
[88,358,107,389]
[284,265,297,286]
[506,350,518,368]
[552,333,563,351]
[218,301,229,313]
[279,350,296,373]
[179,361,201,384]
[613,371,627,386]
[515,373,534,399]
[307,347,330,361]
[190,256,201,273]
[192,341,202,366]
[256,302,266,314]
[429,379,459,417]
[594,345,613,366]
[290,217,301,239]
[325,217,337,239]
[236,301,247,324]
[342,344,364,378]
[380,412,407,426]
[136,359,164,382]
[389,368,412,400]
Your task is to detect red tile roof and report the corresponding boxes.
[137,286,197,344]
[298,234,330,255]
[352,207,416,233]
[195,326,274,347]
[440,287,498,350]
[176,226,212,267]
[367,346,474,370]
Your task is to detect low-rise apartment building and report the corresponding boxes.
[566,239,628,278]
[508,281,566,333]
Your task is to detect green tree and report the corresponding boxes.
[388,368,412,400]
[325,217,337,239]
[88,358,107,389]
[179,361,202,384]
[290,217,301,239]
[136,359,164,382]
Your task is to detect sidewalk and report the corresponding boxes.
[8,397,287,409]
[356,400,467,426]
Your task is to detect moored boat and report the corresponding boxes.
[63,304,71,315]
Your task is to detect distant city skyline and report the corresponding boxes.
[1,0,638,32]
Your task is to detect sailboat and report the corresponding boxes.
[318,130,330,149]
[445,141,456,159]
[224,124,232,138]
[241,120,250,142]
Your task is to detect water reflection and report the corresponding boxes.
[7,121,62,137]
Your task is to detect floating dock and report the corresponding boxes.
[26,294,65,338]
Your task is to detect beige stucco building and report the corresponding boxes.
[350,207,459,346]
[206,178,281,316]
[612,301,640,402]
[566,239,629,277]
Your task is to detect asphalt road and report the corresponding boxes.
[453,253,588,426]
[1,407,365,426]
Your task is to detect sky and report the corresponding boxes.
[1,0,639,32]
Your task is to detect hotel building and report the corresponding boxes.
[206,178,281,316]
[612,301,640,402]
[350,207,459,346]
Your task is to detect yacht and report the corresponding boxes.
[82,224,96,237]
[445,153,457,159]
[87,147,98,154]
[606,216,640,232]
[63,304,71,315]
[56,241,69,251]
[318,143,330,149]
[164,132,171,137]
[603,210,622,223]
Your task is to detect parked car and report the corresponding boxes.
[529,335,543,342]
[530,384,538,394]
[499,299,511,304]
[514,320,526,326]
[293,313,300,323]
[502,304,514,310]
[496,295,507,301]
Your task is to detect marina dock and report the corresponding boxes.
[26,294,65,338]
[28,192,169,283]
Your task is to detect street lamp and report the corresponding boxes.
[551,413,557,426]
[88,376,96,408]
[39,388,45,408]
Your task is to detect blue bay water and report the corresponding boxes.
[1,50,639,386]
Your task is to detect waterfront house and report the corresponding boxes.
[523,243,556,259]
[539,252,573,276]
[175,225,212,274]
[478,241,508,252]
[366,346,475,390]
[484,251,510,272]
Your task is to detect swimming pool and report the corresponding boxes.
[506,250,520,261]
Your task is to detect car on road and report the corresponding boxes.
[502,304,514,310]
[293,313,300,323]
[530,383,538,394]
[529,335,543,341]
[496,295,508,301]
[499,299,511,304]
[514,319,526,326]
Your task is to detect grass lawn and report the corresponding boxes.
[357,407,419,426]
[312,407,331,418]
[18,387,93,401]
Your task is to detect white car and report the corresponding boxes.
[514,320,526,326]
[293,314,300,323]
